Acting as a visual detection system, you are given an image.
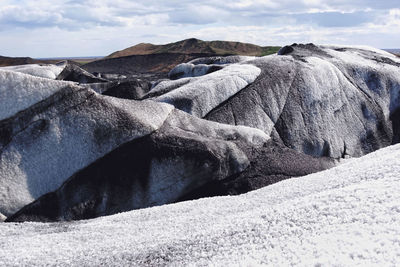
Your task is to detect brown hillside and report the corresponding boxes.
[107,38,280,58]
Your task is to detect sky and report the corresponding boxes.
[0,0,399,58]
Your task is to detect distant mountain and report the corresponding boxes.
[384,49,400,54]
[82,39,280,76]
[384,49,400,58]
[107,38,281,59]
[0,55,57,67]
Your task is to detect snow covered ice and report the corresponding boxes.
[153,63,261,117]
[0,63,65,79]
[0,69,74,120]
[1,143,399,266]
[0,69,175,216]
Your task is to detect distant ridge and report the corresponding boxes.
[107,38,280,58]
[0,55,57,67]
[83,39,280,76]
[384,49,400,57]
[383,49,400,54]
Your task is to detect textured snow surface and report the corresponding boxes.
[153,64,261,117]
[1,144,399,266]
[0,64,65,79]
[0,70,74,120]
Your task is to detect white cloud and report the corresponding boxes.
[0,0,399,57]
[386,8,400,27]
[169,5,229,25]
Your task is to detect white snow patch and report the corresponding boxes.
[165,109,269,147]
[0,64,65,79]
[189,55,256,65]
[101,96,175,133]
[0,70,74,120]
[154,63,261,117]
[322,44,400,61]
[168,63,223,79]
[147,77,191,96]
[0,144,399,266]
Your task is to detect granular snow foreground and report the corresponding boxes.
[1,143,399,266]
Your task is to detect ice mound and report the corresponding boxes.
[0,69,74,120]
[153,63,261,117]
[206,44,400,158]
[0,63,65,79]
[168,63,224,79]
[0,72,174,216]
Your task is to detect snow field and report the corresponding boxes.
[0,144,399,266]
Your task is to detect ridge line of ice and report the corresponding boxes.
[154,63,261,117]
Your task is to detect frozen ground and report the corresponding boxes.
[0,144,399,266]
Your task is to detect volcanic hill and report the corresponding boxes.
[82,38,280,76]
[107,38,280,58]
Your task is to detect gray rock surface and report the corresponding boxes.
[56,63,108,84]
[178,139,335,201]
[102,78,152,100]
